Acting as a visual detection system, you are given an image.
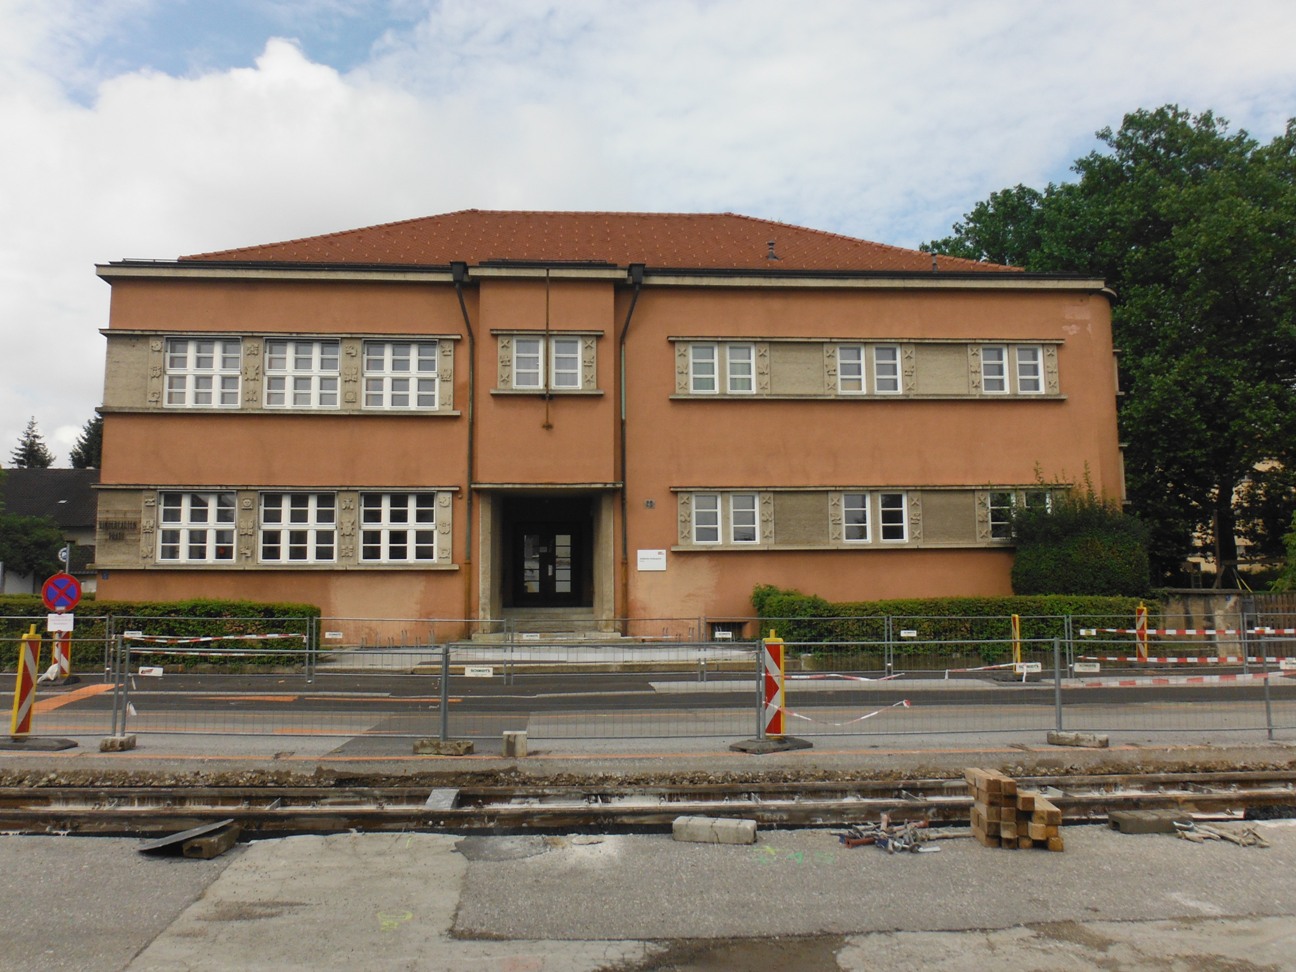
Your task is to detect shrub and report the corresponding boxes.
[1011,489,1151,596]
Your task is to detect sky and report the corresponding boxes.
[2,0,1294,465]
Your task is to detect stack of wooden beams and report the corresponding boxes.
[965,768,1064,851]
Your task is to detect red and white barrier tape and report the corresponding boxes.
[785,698,912,727]
[124,633,307,644]
[787,672,904,682]
[943,662,1016,678]
[1082,627,1296,637]
[1077,671,1295,688]
[1077,656,1284,665]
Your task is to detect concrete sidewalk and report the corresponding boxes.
[7,822,1296,971]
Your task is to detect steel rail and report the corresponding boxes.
[1,772,1292,836]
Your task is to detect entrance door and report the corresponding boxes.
[514,522,582,607]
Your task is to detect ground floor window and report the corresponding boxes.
[260,492,336,562]
[158,491,236,562]
[360,493,439,562]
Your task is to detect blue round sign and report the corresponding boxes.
[42,572,82,611]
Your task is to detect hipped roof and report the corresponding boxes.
[180,210,1017,274]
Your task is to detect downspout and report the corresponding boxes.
[617,264,646,626]
[452,262,476,624]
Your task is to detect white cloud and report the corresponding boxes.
[0,0,1294,462]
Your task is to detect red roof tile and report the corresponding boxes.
[180,210,1018,273]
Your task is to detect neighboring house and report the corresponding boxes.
[0,467,99,594]
[92,210,1123,635]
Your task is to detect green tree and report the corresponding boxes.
[69,414,103,468]
[0,512,63,579]
[925,107,1296,583]
[9,417,55,468]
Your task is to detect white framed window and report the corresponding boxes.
[689,344,718,394]
[1022,489,1052,512]
[513,337,544,389]
[837,346,865,394]
[730,492,759,542]
[842,492,870,541]
[693,493,721,543]
[360,493,438,562]
[259,492,336,563]
[364,341,439,409]
[690,492,761,544]
[981,346,1008,394]
[988,490,1015,540]
[164,338,241,407]
[726,345,755,394]
[158,491,236,562]
[264,340,340,408]
[510,335,586,391]
[550,337,581,389]
[873,345,901,394]
[879,492,908,541]
[1016,345,1044,394]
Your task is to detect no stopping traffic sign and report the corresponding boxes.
[42,572,82,612]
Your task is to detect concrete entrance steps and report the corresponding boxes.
[471,610,627,643]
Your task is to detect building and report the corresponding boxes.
[92,211,1122,635]
[0,467,99,594]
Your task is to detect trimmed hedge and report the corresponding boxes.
[0,597,319,670]
[751,584,1153,659]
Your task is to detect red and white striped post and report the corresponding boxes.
[51,629,72,683]
[9,624,41,737]
[1135,603,1149,663]
[762,631,786,738]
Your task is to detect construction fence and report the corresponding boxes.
[4,612,1295,749]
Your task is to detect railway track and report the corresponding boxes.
[2,771,1294,836]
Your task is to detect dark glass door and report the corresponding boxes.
[514,522,581,607]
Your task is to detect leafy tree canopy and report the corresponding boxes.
[0,512,63,579]
[9,416,55,469]
[925,106,1296,583]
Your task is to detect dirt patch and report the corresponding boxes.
[614,935,849,972]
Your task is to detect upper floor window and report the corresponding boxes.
[982,346,1009,394]
[837,344,902,395]
[360,493,439,562]
[689,345,718,394]
[838,346,865,394]
[165,338,241,407]
[1016,345,1043,394]
[259,492,336,562]
[158,491,236,562]
[364,341,439,409]
[839,491,908,543]
[505,334,590,391]
[265,340,340,408]
[874,345,901,394]
[687,342,758,395]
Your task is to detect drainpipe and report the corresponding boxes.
[452,262,476,625]
[617,264,646,626]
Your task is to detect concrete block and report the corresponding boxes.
[1047,730,1109,748]
[99,734,137,752]
[502,731,527,758]
[672,815,757,845]
[1108,809,1190,834]
[412,738,474,756]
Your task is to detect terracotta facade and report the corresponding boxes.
[93,211,1121,634]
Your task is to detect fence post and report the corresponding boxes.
[884,615,894,677]
[1261,636,1275,741]
[109,635,124,737]
[439,641,450,744]
[1053,637,1063,732]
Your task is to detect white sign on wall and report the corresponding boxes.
[637,549,667,571]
